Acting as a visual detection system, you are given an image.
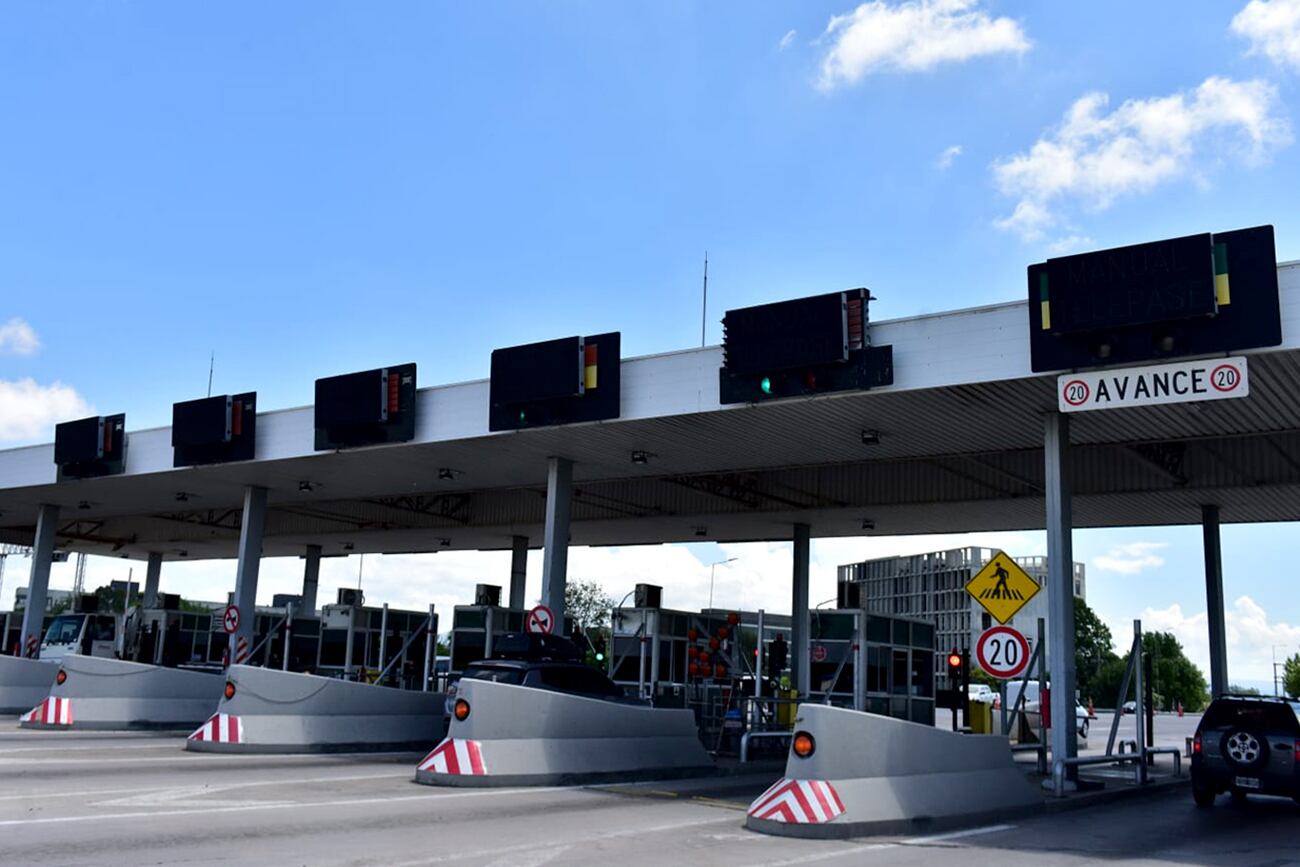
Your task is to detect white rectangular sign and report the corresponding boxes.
[1058,356,1248,413]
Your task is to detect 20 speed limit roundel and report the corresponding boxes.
[975,625,1030,680]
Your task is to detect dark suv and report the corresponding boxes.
[1191,695,1300,807]
[444,632,638,714]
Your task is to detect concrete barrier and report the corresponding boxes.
[0,655,58,714]
[19,654,221,730]
[745,704,1043,838]
[185,665,448,753]
[414,679,715,786]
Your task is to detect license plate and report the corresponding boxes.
[1234,776,1261,790]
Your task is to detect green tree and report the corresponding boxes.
[1074,596,1114,701]
[564,579,614,631]
[1228,684,1262,696]
[1143,631,1209,712]
[1283,653,1300,698]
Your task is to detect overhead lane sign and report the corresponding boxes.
[965,552,1040,625]
[1059,356,1248,413]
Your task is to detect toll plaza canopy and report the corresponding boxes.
[0,261,1297,561]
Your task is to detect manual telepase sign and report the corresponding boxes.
[1058,356,1248,413]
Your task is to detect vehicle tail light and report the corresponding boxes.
[55,669,67,686]
[1294,740,1299,763]
[453,699,471,722]
[1192,734,1202,755]
[224,681,236,700]
[792,731,816,758]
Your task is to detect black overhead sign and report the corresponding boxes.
[314,363,417,450]
[1028,225,1281,372]
[172,392,257,467]
[54,414,127,480]
[719,288,893,404]
[489,332,620,431]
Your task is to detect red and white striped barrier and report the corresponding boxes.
[234,637,249,665]
[25,635,37,659]
[20,696,73,727]
[747,778,845,824]
[189,713,243,745]
[417,738,486,776]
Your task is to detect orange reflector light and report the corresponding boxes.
[56,669,67,686]
[793,731,816,758]
[454,699,471,722]
[224,681,236,700]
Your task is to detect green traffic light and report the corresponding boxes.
[595,653,605,662]
[760,376,772,394]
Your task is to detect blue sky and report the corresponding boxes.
[3,1,1300,689]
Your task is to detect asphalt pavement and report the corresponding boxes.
[1,717,1296,867]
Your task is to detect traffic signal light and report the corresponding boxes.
[947,649,962,682]
[593,635,606,662]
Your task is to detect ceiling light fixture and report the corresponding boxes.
[298,481,315,493]
[860,518,876,531]
[631,450,651,465]
[438,467,456,481]
[860,429,881,446]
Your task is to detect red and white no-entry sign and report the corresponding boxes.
[975,625,1030,680]
[222,604,241,635]
[526,604,555,635]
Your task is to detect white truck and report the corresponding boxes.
[38,611,133,664]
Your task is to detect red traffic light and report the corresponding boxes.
[947,652,962,669]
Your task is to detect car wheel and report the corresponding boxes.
[1079,719,1089,739]
[1220,729,1270,772]
[1192,781,1216,808]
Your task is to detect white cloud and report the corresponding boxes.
[0,378,95,443]
[992,76,1291,239]
[1232,0,1300,70]
[1113,595,1300,684]
[779,29,798,51]
[0,318,40,355]
[1093,542,1167,575]
[1046,234,1095,255]
[937,144,963,169]
[817,0,1029,89]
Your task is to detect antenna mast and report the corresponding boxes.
[207,352,215,398]
[700,252,708,347]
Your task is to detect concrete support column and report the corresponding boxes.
[142,552,163,610]
[231,486,268,663]
[18,504,59,658]
[1202,504,1228,699]
[792,523,811,696]
[509,535,528,611]
[540,457,573,623]
[1044,413,1078,779]
[301,544,322,615]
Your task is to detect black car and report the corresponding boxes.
[1191,695,1300,807]
[444,632,637,714]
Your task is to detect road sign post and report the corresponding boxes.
[526,604,555,635]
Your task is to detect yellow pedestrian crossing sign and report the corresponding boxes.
[965,552,1041,624]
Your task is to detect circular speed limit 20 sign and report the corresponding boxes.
[975,625,1030,680]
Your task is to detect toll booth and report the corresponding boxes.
[807,609,937,725]
[448,585,572,674]
[3,612,54,657]
[316,595,435,688]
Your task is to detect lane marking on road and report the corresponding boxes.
[0,751,422,766]
[0,785,584,828]
[0,742,188,754]
[901,824,1016,846]
[382,816,738,867]
[0,771,411,804]
[483,845,570,867]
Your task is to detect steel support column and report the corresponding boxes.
[541,457,573,623]
[792,522,811,696]
[509,535,528,611]
[1044,413,1078,780]
[142,552,163,610]
[231,486,267,664]
[1202,504,1229,699]
[301,544,322,615]
[18,504,59,658]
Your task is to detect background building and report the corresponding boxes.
[838,547,1086,690]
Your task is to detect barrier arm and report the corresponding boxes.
[247,606,293,668]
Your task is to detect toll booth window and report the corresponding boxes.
[892,619,910,647]
[912,650,933,698]
[866,646,887,693]
[890,650,909,695]
[911,623,934,649]
[864,616,890,644]
[93,616,116,641]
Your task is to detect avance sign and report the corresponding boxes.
[1058,357,1248,413]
